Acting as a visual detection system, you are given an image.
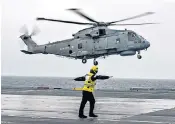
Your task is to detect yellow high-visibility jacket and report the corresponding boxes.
[82,72,96,92]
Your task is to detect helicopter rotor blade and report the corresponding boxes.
[107,12,155,25]
[19,24,29,35]
[36,17,93,25]
[30,25,40,36]
[67,8,99,23]
[109,22,159,26]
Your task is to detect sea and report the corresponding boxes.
[2,76,175,91]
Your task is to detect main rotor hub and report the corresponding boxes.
[97,22,108,26]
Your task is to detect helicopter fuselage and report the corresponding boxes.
[20,27,150,63]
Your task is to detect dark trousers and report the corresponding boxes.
[79,91,95,115]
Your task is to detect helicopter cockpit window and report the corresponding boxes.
[128,32,137,41]
[78,43,82,49]
[99,29,106,36]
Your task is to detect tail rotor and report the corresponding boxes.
[19,24,40,37]
[19,24,29,35]
[30,25,40,37]
[19,24,39,53]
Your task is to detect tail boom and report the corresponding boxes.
[20,34,47,54]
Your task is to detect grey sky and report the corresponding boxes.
[1,0,175,79]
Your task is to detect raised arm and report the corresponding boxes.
[74,75,112,81]
[96,75,113,80]
[74,76,86,81]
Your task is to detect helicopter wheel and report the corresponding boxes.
[137,54,142,59]
[82,59,87,64]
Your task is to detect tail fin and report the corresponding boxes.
[20,34,38,53]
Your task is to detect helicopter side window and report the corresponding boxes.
[99,29,106,36]
[78,43,82,49]
[116,38,120,44]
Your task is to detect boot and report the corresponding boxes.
[79,114,87,118]
[89,113,98,117]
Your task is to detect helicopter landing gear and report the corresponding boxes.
[137,54,142,59]
[82,59,87,63]
[93,58,98,65]
[137,51,142,59]
[82,56,87,64]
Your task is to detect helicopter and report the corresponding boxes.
[19,8,157,64]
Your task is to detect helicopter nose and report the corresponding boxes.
[145,41,150,48]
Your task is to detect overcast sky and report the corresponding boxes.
[1,0,175,79]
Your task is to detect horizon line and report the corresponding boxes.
[1,75,175,80]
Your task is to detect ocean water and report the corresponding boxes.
[1,76,175,91]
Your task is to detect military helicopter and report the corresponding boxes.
[19,8,157,64]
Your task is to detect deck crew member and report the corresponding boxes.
[78,65,98,118]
